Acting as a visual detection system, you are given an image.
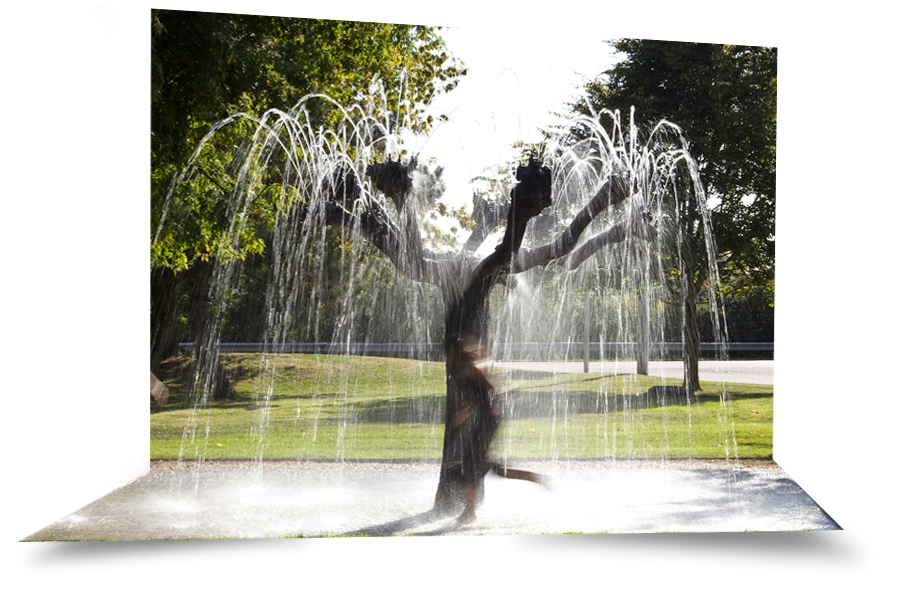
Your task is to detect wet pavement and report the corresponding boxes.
[24,361,788,541]
[23,459,837,541]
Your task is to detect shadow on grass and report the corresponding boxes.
[344,394,446,424]
[153,390,385,415]
[154,386,772,423]
[225,388,771,425]
[152,355,771,426]
[503,388,771,420]
[499,369,567,381]
[506,374,624,394]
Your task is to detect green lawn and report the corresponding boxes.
[151,354,773,461]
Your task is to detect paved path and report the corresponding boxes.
[24,458,836,540]
[496,360,774,385]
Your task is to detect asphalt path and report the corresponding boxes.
[495,360,774,385]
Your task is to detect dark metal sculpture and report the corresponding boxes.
[323,155,655,519]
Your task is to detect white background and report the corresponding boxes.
[2,1,900,598]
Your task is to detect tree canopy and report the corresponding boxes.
[569,40,776,286]
[562,39,777,389]
[149,10,467,365]
[151,9,467,272]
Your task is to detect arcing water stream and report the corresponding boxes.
[153,82,736,514]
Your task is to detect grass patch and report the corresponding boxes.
[152,354,772,460]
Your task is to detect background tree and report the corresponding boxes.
[150,9,467,396]
[568,40,776,391]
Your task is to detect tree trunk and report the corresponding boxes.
[432,158,552,515]
[683,284,702,396]
[151,267,181,364]
[637,293,650,375]
[583,294,591,373]
[433,293,494,515]
[189,262,238,400]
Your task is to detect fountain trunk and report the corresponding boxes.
[433,291,492,514]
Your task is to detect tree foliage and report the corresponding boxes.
[151,9,467,273]
[570,40,776,286]
[561,40,777,391]
[149,10,467,367]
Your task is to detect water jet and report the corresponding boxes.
[149,88,738,518]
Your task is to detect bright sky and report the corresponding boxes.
[413,25,622,207]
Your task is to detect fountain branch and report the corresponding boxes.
[461,193,507,254]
